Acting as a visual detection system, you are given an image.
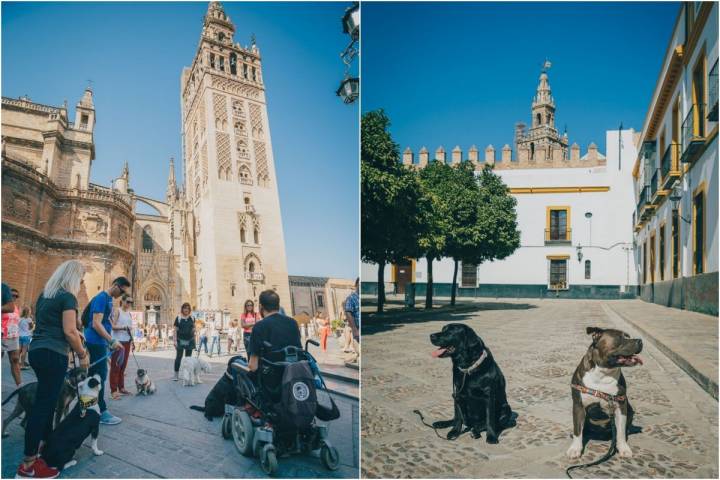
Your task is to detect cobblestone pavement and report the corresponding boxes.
[2,347,358,478]
[361,298,718,478]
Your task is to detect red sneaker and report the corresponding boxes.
[16,458,59,478]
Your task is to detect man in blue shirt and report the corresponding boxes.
[84,277,130,425]
[344,278,360,364]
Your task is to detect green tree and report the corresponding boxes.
[361,110,425,313]
[417,161,454,309]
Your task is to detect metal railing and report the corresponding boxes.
[637,185,649,214]
[545,228,572,243]
[661,142,680,181]
[709,60,718,121]
[681,104,706,161]
[650,168,659,198]
[245,272,265,282]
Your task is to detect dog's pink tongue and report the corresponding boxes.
[634,355,644,365]
[431,348,446,358]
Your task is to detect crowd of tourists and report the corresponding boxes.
[1,259,360,478]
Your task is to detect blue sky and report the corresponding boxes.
[2,1,358,279]
[362,1,680,155]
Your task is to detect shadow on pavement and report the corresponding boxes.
[363,302,538,335]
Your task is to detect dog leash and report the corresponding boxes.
[565,388,619,478]
[413,368,471,441]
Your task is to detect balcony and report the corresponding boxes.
[709,60,718,122]
[545,228,572,245]
[637,185,654,220]
[245,272,265,282]
[681,104,706,163]
[650,168,668,205]
[661,143,681,190]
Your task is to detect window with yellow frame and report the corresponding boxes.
[546,206,571,242]
[693,182,706,275]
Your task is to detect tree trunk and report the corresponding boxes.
[451,259,459,306]
[377,261,385,314]
[425,254,434,310]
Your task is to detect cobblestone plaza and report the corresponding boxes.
[361,299,718,478]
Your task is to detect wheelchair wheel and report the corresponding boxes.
[320,444,340,471]
[221,414,232,439]
[260,444,278,476]
[231,408,254,456]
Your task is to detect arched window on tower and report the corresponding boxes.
[240,227,246,243]
[253,228,259,244]
[230,53,237,75]
[530,142,535,160]
[251,66,257,82]
[218,32,225,42]
[536,113,542,126]
[248,261,255,273]
[142,226,154,252]
[219,56,225,72]
[210,53,215,69]
[243,64,248,79]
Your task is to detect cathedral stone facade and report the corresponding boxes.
[1,1,290,324]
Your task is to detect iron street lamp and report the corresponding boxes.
[336,2,359,104]
[337,76,359,104]
[669,185,692,223]
[342,2,359,41]
[576,245,583,263]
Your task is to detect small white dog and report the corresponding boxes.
[179,356,211,386]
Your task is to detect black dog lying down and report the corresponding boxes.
[429,323,514,443]
[190,356,240,420]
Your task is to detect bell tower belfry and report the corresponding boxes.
[515,62,568,161]
[180,1,290,313]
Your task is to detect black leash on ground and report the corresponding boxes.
[413,370,470,440]
[565,410,618,478]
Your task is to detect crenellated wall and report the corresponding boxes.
[402,141,607,170]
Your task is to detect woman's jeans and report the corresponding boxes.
[209,335,221,356]
[198,335,208,353]
[88,343,109,413]
[25,348,68,456]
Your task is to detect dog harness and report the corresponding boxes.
[458,350,488,375]
[571,384,625,404]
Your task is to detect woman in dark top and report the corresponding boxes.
[173,302,195,381]
[17,260,89,479]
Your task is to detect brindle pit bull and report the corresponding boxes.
[566,327,643,460]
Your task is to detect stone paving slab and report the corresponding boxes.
[361,298,718,478]
[2,349,358,478]
[604,299,718,400]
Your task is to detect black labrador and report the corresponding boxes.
[430,323,514,442]
[189,356,240,420]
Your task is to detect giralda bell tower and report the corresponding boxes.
[180,1,290,313]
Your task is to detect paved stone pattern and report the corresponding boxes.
[2,349,358,478]
[362,299,718,478]
[605,299,718,395]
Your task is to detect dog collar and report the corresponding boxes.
[572,384,625,403]
[79,396,99,409]
[458,350,488,374]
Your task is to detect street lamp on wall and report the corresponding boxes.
[576,245,583,263]
[337,2,359,104]
[669,185,692,223]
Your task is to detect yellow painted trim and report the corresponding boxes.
[692,181,708,275]
[683,3,712,66]
[659,220,667,282]
[691,45,707,137]
[511,186,610,194]
[546,255,570,260]
[546,205,571,240]
[411,258,416,283]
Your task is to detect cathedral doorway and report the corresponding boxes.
[142,285,166,326]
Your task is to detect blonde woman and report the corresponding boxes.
[16,260,89,479]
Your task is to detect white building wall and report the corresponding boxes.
[363,129,639,291]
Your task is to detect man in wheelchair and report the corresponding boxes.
[224,291,340,473]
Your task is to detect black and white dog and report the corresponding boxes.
[42,374,104,471]
[429,323,514,442]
